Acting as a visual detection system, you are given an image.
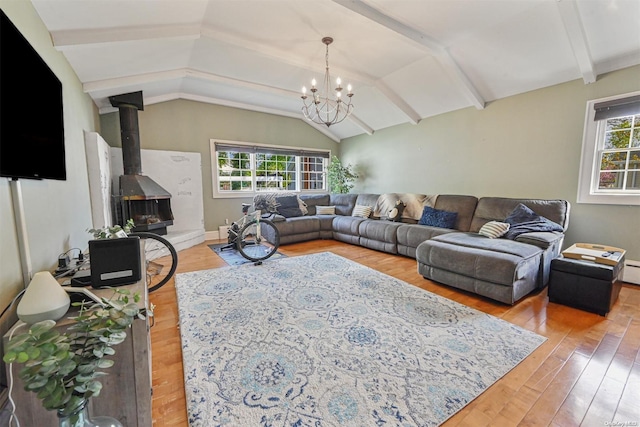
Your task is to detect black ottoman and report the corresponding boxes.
[548,255,625,316]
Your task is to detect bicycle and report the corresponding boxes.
[220,203,281,264]
[129,231,178,293]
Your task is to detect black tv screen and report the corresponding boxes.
[0,9,66,180]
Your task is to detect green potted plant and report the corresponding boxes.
[327,155,358,194]
[3,289,146,427]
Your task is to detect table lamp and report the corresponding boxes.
[17,271,71,324]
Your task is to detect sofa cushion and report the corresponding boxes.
[397,224,457,247]
[299,194,330,215]
[358,220,403,254]
[417,232,543,290]
[419,206,458,228]
[272,216,320,236]
[332,215,366,245]
[332,215,366,236]
[470,197,570,233]
[254,193,307,216]
[433,195,478,231]
[503,203,564,240]
[329,193,358,216]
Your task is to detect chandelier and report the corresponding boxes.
[301,37,354,127]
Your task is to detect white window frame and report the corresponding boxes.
[577,91,640,206]
[210,139,330,198]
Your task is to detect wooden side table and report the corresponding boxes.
[548,254,625,316]
[3,274,152,426]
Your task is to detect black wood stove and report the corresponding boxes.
[110,91,173,235]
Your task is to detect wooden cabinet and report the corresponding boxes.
[3,279,152,426]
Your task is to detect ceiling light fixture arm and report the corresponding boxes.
[301,37,353,127]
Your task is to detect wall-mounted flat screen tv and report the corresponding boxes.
[0,9,66,181]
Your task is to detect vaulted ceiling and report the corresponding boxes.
[31,0,640,142]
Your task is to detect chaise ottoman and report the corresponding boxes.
[416,233,544,304]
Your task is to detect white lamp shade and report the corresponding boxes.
[17,271,70,324]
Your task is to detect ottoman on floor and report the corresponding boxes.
[548,255,625,316]
[416,233,544,304]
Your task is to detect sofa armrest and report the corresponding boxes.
[514,231,563,250]
[515,231,565,288]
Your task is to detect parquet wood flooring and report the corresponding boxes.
[149,240,640,426]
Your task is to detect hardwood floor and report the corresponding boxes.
[149,240,640,426]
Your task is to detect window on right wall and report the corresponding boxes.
[577,91,640,205]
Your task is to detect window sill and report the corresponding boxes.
[576,192,640,206]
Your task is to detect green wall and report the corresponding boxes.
[99,100,338,231]
[0,1,99,382]
[340,65,640,260]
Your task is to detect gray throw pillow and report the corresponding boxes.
[276,195,303,218]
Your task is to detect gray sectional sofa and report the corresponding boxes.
[259,193,570,305]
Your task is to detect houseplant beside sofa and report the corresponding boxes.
[255,193,570,305]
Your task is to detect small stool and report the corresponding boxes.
[548,255,625,316]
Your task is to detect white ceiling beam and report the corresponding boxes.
[51,24,201,49]
[200,26,379,86]
[374,81,420,125]
[84,68,301,97]
[332,0,486,110]
[100,91,342,142]
[83,69,188,93]
[185,69,301,98]
[86,67,374,137]
[69,26,377,135]
[556,0,596,84]
[346,114,375,135]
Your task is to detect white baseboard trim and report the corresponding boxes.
[205,230,220,241]
[623,259,640,285]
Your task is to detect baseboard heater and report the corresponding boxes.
[623,259,640,285]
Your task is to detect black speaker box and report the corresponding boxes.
[89,236,141,288]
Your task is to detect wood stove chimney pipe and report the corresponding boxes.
[109,91,144,176]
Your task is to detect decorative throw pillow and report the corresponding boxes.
[316,205,336,215]
[352,205,372,218]
[298,197,308,215]
[479,221,510,238]
[503,203,564,240]
[418,206,458,229]
[275,194,303,218]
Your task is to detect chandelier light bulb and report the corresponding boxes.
[347,84,352,94]
[302,86,307,95]
[336,77,341,86]
[311,78,316,88]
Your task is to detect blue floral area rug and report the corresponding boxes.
[175,252,546,427]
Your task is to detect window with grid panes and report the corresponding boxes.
[300,156,326,190]
[596,115,640,192]
[211,140,329,197]
[577,92,640,205]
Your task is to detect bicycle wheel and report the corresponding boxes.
[129,232,178,293]
[236,219,280,262]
